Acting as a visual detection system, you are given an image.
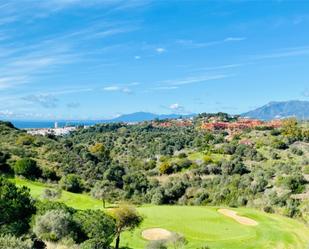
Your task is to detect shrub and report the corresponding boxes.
[16,135,35,146]
[0,235,32,249]
[303,165,309,174]
[34,210,75,242]
[35,200,75,216]
[291,147,303,156]
[60,174,84,193]
[169,233,188,249]
[203,155,213,164]
[73,210,115,244]
[159,162,173,174]
[146,240,167,249]
[177,153,187,159]
[14,158,41,179]
[80,239,111,249]
[0,151,11,173]
[263,206,274,213]
[0,177,36,236]
[41,188,62,200]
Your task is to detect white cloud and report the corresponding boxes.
[103,86,121,91]
[169,103,181,110]
[134,55,141,60]
[103,85,132,94]
[156,47,166,53]
[168,103,186,113]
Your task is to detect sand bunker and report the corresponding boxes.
[218,209,258,226]
[142,228,172,241]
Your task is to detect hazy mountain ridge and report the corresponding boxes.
[107,112,195,123]
[242,100,309,120]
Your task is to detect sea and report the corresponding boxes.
[10,120,105,129]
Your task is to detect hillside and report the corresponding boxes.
[1,116,309,248]
[242,100,309,120]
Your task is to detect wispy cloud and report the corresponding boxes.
[67,102,80,108]
[189,63,244,73]
[156,47,166,53]
[152,86,179,91]
[103,85,132,94]
[176,36,246,48]
[22,94,59,108]
[162,74,230,86]
[253,46,309,60]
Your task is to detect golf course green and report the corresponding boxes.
[13,178,309,249]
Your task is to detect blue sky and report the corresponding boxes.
[0,0,309,120]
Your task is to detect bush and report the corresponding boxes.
[41,188,62,200]
[0,151,11,173]
[80,239,111,249]
[14,158,41,179]
[146,240,167,249]
[291,147,303,156]
[60,174,84,193]
[35,200,75,216]
[16,135,35,146]
[177,153,187,159]
[34,210,75,242]
[73,210,115,244]
[0,235,32,249]
[159,162,173,174]
[303,165,309,174]
[0,177,36,236]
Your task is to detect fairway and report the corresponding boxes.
[13,178,309,249]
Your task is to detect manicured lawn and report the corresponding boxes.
[12,178,104,210]
[121,206,309,249]
[13,178,309,249]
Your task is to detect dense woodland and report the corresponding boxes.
[0,114,309,248]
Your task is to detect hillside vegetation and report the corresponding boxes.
[0,114,309,248]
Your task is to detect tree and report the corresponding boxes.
[0,177,36,236]
[112,205,143,249]
[60,174,84,193]
[14,158,41,179]
[103,165,125,188]
[91,180,114,208]
[88,143,110,162]
[34,209,75,242]
[73,210,115,245]
[281,118,302,142]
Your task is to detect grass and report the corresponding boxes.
[122,206,309,249]
[12,177,104,210]
[13,178,309,249]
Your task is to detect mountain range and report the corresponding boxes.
[106,112,195,123]
[6,100,309,129]
[241,100,309,120]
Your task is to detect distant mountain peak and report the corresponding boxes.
[242,100,309,120]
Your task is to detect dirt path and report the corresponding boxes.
[218,208,258,226]
[142,228,172,240]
